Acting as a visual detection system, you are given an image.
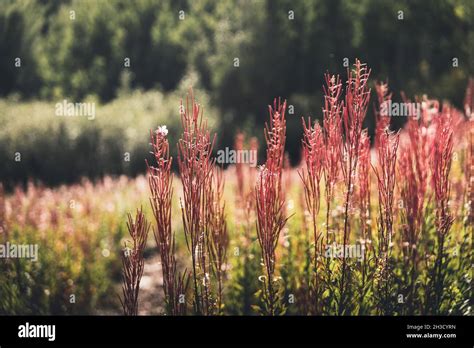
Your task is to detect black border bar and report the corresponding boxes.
[0,315,472,346]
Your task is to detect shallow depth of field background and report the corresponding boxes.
[0,0,472,315]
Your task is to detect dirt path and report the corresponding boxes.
[96,251,164,315]
[138,252,164,315]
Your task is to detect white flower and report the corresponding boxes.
[156,125,168,136]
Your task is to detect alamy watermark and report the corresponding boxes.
[0,242,39,262]
[55,99,95,120]
[324,243,365,262]
[18,322,55,341]
[216,147,257,167]
[380,100,421,119]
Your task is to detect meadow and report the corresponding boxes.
[0,61,472,316]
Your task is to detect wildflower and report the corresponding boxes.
[156,125,168,136]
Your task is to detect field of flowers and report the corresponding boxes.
[0,61,472,316]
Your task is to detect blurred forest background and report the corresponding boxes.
[0,0,473,187]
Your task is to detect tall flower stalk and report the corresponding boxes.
[338,60,371,314]
[120,208,150,316]
[429,108,454,313]
[322,73,343,246]
[299,117,324,313]
[207,167,228,314]
[147,125,188,315]
[358,131,371,242]
[398,95,431,314]
[463,78,473,226]
[177,90,216,315]
[372,128,400,314]
[398,142,424,313]
[356,130,372,314]
[255,98,289,315]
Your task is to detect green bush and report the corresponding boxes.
[0,87,218,188]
